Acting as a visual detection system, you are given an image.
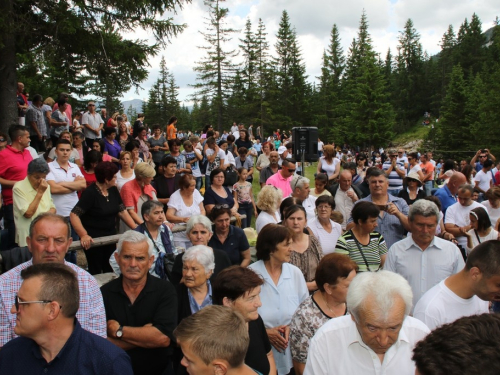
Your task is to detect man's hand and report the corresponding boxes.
[386,202,400,216]
[107,320,120,338]
[75,176,85,181]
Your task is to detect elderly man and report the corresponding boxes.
[397,149,408,170]
[277,145,288,166]
[0,263,132,374]
[413,240,500,330]
[82,100,104,148]
[290,175,317,221]
[432,172,467,217]
[101,230,177,375]
[25,94,47,152]
[347,169,410,248]
[385,199,465,308]
[0,213,106,347]
[330,170,360,230]
[412,314,500,375]
[0,124,33,249]
[382,149,406,196]
[259,151,280,188]
[304,271,430,375]
[266,157,296,198]
[110,200,176,278]
[444,184,483,252]
[175,305,259,375]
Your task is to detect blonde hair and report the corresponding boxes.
[134,162,156,178]
[256,185,282,212]
[323,145,335,160]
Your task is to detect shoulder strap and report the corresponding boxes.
[350,230,372,272]
[474,229,482,244]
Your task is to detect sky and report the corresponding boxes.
[121,0,498,106]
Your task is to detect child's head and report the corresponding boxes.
[472,190,480,201]
[238,147,248,158]
[183,140,193,151]
[256,139,260,144]
[331,211,344,225]
[237,167,248,181]
[315,173,328,192]
[189,136,200,145]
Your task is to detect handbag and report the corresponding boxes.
[223,165,238,186]
[350,230,380,272]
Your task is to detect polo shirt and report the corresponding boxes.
[384,236,465,308]
[0,320,133,375]
[82,111,104,139]
[46,160,84,217]
[259,165,279,185]
[420,161,435,182]
[0,145,33,205]
[304,315,430,375]
[433,184,456,217]
[307,217,342,255]
[100,274,178,375]
[208,225,250,265]
[266,171,292,197]
[13,177,56,247]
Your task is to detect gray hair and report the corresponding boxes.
[347,270,413,321]
[27,158,50,175]
[186,215,213,234]
[408,199,440,222]
[458,183,475,195]
[290,175,310,191]
[182,245,215,275]
[116,230,154,257]
[141,200,164,219]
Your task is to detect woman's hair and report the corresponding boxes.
[351,201,380,224]
[262,141,274,151]
[152,124,161,131]
[43,97,55,106]
[209,168,225,183]
[315,254,358,292]
[95,161,119,183]
[125,140,140,152]
[137,126,147,135]
[161,156,177,167]
[182,245,215,274]
[461,164,474,180]
[168,138,182,148]
[104,127,117,137]
[119,151,132,161]
[315,195,335,209]
[315,173,328,184]
[84,150,103,171]
[186,215,213,234]
[212,266,264,305]
[408,152,419,161]
[27,158,50,175]
[283,204,306,222]
[227,134,235,143]
[239,129,249,141]
[256,185,282,212]
[210,206,232,222]
[442,159,456,172]
[168,116,178,125]
[470,207,492,232]
[59,131,73,144]
[179,174,195,190]
[255,224,294,261]
[280,197,303,219]
[134,162,156,178]
[485,186,500,201]
[322,145,335,159]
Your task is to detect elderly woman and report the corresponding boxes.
[153,156,180,210]
[249,224,308,375]
[13,159,56,247]
[171,215,232,286]
[398,171,426,206]
[283,205,324,291]
[70,161,136,274]
[115,151,135,191]
[119,162,157,232]
[290,254,358,374]
[209,206,251,266]
[213,266,277,375]
[465,206,499,254]
[307,195,342,255]
[317,145,340,183]
[204,168,239,216]
[255,185,282,233]
[166,174,205,249]
[102,127,121,163]
[335,201,388,272]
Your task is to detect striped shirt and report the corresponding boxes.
[382,160,406,190]
[335,231,388,272]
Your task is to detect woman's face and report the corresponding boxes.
[212,172,225,187]
[107,131,116,140]
[469,214,478,230]
[119,123,127,133]
[73,136,82,147]
[131,147,139,158]
[120,154,131,169]
[230,286,262,322]
[316,202,332,220]
[357,158,365,166]
[154,128,162,137]
[137,176,153,187]
[164,163,177,176]
[182,259,211,289]
[489,198,500,208]
[183,180,196,195]
[28,172,47,190]
[139,130,147,139]
[358,216,378,233]
[239,131,246,140]
[271,238,293,264]
[263,144,270,153]
[285,210,307,233]
[92,142,101,152]
[327,269,356,303]
[408,180,418,188]
[188,224,212,246]
[214,213,231,233]
[61,133,72,143]
[220,143,228,152]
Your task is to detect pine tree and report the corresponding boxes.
[255,18,271,135]
[456,14,485,79]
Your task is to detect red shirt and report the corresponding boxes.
[0,146,33,205]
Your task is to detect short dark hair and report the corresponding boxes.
[212,266,264,305]
[104,127,117,136]
[282,158,296,168]
[72,131,84,140]
[255,224,294,261]
[483,159,494,168]
[57,98,66,108]
[94,161,118,183]
[283,204,306,221]
[344,162,356,171]
[56,139,72,148]
[210,168,225,183]
[83,150,102,171]
[32,94,43,103]
[21,263,79,318]
[152,124,161,131]
[279,197,303,219]
[238,147,248,155]
[412,313,500,375]
[365,166,381,179]
[352,201,380,224]
[161,156,177,167]
[8,124,28,141]
[210,206,232,222]
[465,240,500,278]
[315,253,358,292]
[315,173,328,184]
[168,138,182,148]
[227,134,235,142]
[469,207,491,232]
[315,194,335,209]
[178,174,195,190]
[141,200,164,219]
[125,140,140,152]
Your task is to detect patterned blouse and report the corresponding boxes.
[290,294,347,363]
[335,230,387,272]
[289,235,323,283]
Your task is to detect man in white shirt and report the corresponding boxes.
[385,199,465,308]
[46,139,86,262]
[397,148,408,170]
[289,175,316,221]
[305,271,430,375]
[474,159,493,201]
[413,240,500,330]
[333,170,359,230]
[444,184,483,251]
[81,101,104,148]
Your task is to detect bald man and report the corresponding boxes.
[433,172,467,217]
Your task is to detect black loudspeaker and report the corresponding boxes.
[292,127,319,162]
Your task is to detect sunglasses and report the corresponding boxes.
[287,168,296,173]
[14,294,53,312]
[0,138,5,142]
[213,204,230,209]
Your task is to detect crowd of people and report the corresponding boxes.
[1,88,500,374]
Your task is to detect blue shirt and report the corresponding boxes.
[0,320,132,375]
[433,184,456,218]
[188,280,212,314]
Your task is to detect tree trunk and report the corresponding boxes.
[0,0,18,139]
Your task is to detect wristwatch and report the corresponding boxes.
[116,325,123,339]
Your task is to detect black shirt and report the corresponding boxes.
[208,225,250,265]
[100,274,178,375]
[246,316,272,375]
[153,174,180,211]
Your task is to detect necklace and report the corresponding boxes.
[321,292,344,318]
[96,183,109,202]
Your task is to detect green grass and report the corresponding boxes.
[391,121,431,146]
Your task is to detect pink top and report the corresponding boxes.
[0,146,33,205]
[120,179,157,212]
[266,171,292,198]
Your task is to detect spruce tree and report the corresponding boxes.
[255,18,271,135]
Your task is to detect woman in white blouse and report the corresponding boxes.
[465,206,499,254]
[255,185,282,233]
[316,145,340,183]
[307,195,342,255]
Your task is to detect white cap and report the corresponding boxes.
[278,146,287,155]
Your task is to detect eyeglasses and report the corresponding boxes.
[213,204,230,209]
[14,294,53,312]
[287,168,296,173]
[293,175,303,190]
[0,138,5,142]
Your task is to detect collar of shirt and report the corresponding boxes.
[31,319,82,363]
[347,317,410,351]
[406,235,444,252]
[188,280,212,314]
[277,171,292,181]
[110,273,156,301]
